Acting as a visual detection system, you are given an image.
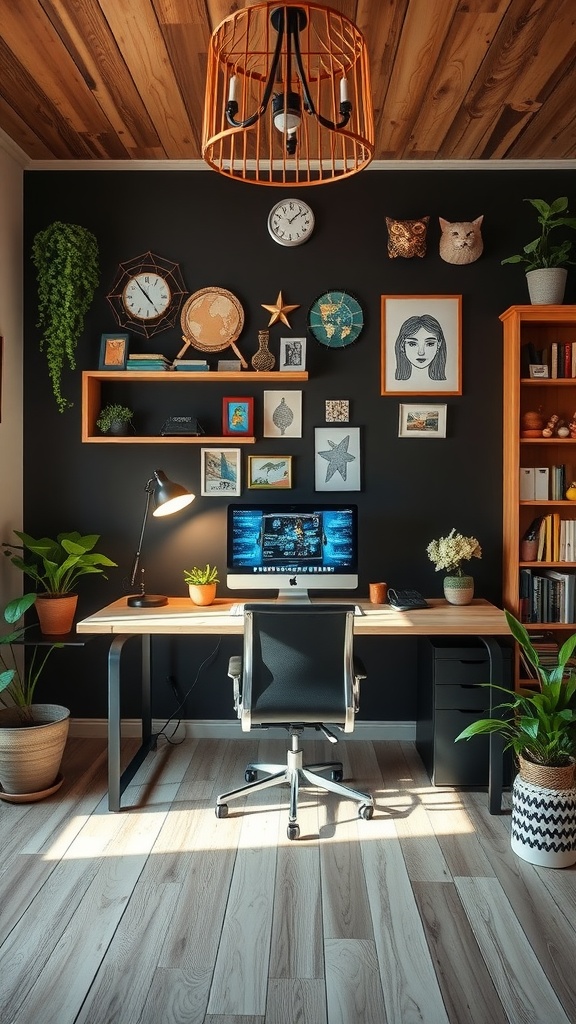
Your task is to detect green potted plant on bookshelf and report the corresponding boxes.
[96,403,134,436]
[31,221,100,413]
[184,564,219,606]
[2,530,117,635]
[456,610,576,867]
[0,593,69,800]
[501,197,576,304]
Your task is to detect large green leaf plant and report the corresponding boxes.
[501,197,576,271]
[0,594,62,722]
[2,531,117,596]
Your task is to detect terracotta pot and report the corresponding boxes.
[443,575,474,605]
[188,583,217,606]
[0,704,70,797]
[35,594,78,635]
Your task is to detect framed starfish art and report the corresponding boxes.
[314,427,361,491]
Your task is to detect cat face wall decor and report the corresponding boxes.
[385,216,429,258]
[439,215,484,265]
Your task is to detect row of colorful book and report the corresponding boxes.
[520,568,576,623]
[526,514,576,562]
[521,340,576,378]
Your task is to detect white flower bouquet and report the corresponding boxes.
[427,528,482,576]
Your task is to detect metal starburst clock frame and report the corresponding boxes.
[107,252,187,338]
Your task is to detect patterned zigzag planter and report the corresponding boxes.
[511,775,576,868]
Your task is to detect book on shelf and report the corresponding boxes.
[126,361,170,371]
[128,353,170,362]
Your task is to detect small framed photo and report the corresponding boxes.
[280,337,306,370]
[398,403,447,438]
[222,396,254,436]
[381,295,461,396]
[99,333,129,370]
[325,399,349,423]
[263,390,302,437]
[200,447,241,496]
[529,364,549,378]
[248,455,293,489]
[314,426,361,491]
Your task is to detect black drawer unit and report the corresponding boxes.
[416,639,512,787]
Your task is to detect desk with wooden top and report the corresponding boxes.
[76,597,510,813]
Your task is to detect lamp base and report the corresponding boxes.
[127,594,168,608]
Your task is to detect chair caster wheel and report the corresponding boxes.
[331,769,343,782]
[215,804,228,818]
[287,823,300,840]
[245,769,257,783]
[358,803,374,820]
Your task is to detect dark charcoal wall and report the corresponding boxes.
[22,167,575,723]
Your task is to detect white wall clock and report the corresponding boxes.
[267,198,314,247]
[107,251,187,338]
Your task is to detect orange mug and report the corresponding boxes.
[369,582,388,604]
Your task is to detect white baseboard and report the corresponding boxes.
[69,718,416,741]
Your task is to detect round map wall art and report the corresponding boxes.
[308,290,364,348]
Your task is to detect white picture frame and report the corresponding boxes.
[398,404,447,438]
[314,426,361,491]
[263,390,302,437]
[200,447,241,495]
[279,337,306,370]
[381,294,462,396]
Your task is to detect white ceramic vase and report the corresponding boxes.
[443,574,474,605]
[511,773,576,868]
[526,267,567,305]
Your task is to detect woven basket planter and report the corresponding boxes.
[0,704,69,798]
[511,755,576,868]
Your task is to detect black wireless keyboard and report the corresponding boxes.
[387,589,429,611]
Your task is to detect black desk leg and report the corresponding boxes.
[108,633,155,812]
[479,637,507,814]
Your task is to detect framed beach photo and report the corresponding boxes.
[280,337,306,370]
[222,396,254,436]
[263,390,302,437]
[398,403,447,438]
[381,295,461,396]
[314,426,361,491]
[200,448,241,495]
[248,455,293,489]
[99,333,129,370]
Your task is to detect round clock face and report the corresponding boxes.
[268,199,314,247]
[122,272,172,321]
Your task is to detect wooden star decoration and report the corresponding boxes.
[261,290,300,328]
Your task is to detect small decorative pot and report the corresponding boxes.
[188,583,217,606]
[251,329,275,372]
[526,267,567,305]
[443,574,474,605]
[511,757,576,868]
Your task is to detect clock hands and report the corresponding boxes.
[134,277,161,315]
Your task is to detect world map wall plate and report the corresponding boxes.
[308,290,364,348]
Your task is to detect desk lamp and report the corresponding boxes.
[127,470,195,608]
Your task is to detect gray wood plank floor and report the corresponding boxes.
[0,735,575,1024]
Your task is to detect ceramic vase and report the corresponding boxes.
[443,574,474,605]
[511,757,576,868]
[251,330,275,372]
[526,268,567,305]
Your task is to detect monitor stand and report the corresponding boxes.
[276,588,311,603]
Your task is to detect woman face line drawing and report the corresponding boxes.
[403,326,439,369]
[394,314,448,381]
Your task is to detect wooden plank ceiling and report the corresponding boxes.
[0,0,574,163]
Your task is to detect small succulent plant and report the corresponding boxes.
[183,564,219,585]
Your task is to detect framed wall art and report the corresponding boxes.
[398,403,447,438]
[222,396,254,436]
[314,426,361,491]
[325,399,350,423]
[248,455,293,489]
[280,337,306,370]
[263,390,302,437]
[381,295,461,396]
[99,332,129,370]
[200,447,241,495]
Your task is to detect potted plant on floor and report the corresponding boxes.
[2,530,117,634]
[456,610,576,867]
[0,593,69,800]
[501,197,576,304]
[184,564,219,606]
[96,402,134,436]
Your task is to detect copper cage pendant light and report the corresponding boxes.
[202,2,374,186]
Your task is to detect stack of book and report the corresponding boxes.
[520,567,576,623]
[127,353,171,371]
[172,359,209,372]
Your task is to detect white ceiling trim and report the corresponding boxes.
[24,158,576,171]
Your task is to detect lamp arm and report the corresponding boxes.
[225,14,285,128]
[292,28,351,130]
[130,480,153,589]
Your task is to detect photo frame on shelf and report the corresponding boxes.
[398,403,447,438]
[529,364,549,378]
[248,455,293,489]
[200,448,241,496]
[99,333,129,370]
[314,426,361,491]
[380,295,462,396]
[279,337,306,370]
[263,390,302,437]
[222,396,254,436]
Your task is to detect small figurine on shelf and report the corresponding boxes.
[542,413,564,437]
[568,412,576,438]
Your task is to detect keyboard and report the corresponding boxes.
[229,603,364,616]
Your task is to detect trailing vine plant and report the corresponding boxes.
[31,221,100,413]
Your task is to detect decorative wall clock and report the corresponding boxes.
[308,290,364,347]
[107,252,187,338]
[267,198,315,247]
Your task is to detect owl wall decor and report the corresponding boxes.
[385,216,429,258]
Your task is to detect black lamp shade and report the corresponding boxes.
[152,470,195,517]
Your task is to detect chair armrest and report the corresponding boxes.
[228,656,242,713]
[353,655,367,681]
[352,655,366,713]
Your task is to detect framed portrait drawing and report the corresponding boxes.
[200,447,241,496]
[314,426,361,491]
[99,333,129,370]
[263,390,302,437]
[398,404,447,438]
[248,455,293,489]
[381,295,462,396]
[279,337,306,370]
[222,396,254,436]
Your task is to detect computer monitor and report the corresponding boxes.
[227,502,358,602]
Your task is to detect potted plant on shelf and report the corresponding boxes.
[0,593,69,800]
[31,221,100,413]
[184,564,219,606]
[456,610,576,868]
[501,197,576,305]
[426,528,482,605]
[96,403,134,436]
[2,530,117,635]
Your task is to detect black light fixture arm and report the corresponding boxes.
[292,22,352,130]
[130,477,154,591]
[225,13,285,129]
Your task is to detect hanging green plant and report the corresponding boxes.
[31,221,100,413]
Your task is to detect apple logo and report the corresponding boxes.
[289,576,297,587]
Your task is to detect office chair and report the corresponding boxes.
[215,604,374,840]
